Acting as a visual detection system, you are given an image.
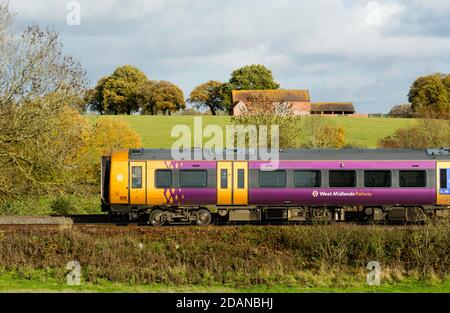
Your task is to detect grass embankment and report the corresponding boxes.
[0,222,449,292]
[87,115,416,148]
[0,195,100,216]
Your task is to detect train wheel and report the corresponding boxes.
[148,209,165,226]
[195,209,211,226]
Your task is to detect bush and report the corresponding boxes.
[378,119,450,148]
[74,117,142,188]
[50,196,76,215]
[302,117,346,148]
[231,95,303,148]
[0,222,448,287]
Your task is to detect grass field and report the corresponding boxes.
[1,272,449,293]
[86,115,417,148]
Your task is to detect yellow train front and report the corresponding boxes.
[101,148,450,225]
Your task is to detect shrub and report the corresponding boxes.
[76,117,142,187]
[304,121,346,148]
[378,119,450,148]
[50,196,76,215]
[231,95,303,148]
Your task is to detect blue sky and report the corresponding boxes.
[9,0,450,113]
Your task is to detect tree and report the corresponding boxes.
[136,80,185,115]
[408,73,450,116]
[0,2,88,198]
[219,64,280,115]
[229,64,280,90]
[102,65,148,115]
[76,118,141,185]
[84,76,107,114]
[307,124,346,148]
[188,80,224,115]
[231,95,303,148]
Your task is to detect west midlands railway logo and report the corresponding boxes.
[312,190,319,198]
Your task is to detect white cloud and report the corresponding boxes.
[7,0,450,113]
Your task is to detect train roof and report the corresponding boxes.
[127,148,450,161]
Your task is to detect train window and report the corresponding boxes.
[399,170,426,187]
[440,169,447,189]
[131,166,142,189]
[259,170,286,187]
[294,170,321,187]
[364,170,391,187]
[329,170,356,187]
[179,170,207,187]
[237,169,245,189]
[155,170,172,188]
[220,169,228,189]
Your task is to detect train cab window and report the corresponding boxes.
[399,170,426,187]
[220,169,228,189]
[440,169,448,189]
[155,170,172,188]
[364,170,391,187]
[329,170,356,187]
[131,166,142,189]
[179,170,207,187]
[237,169,245,189]
[294,170,321,187]
[259,170,286,187]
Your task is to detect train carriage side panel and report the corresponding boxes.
[248,160,436,206]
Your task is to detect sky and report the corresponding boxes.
[8,0,450,113]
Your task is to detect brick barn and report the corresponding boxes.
[231,90,356,116]
[232,90,311,116]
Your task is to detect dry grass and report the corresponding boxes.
[0,221,449,288]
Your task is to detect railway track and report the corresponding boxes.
[0,214,440,227]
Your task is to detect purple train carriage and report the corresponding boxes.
[100,148,450,225]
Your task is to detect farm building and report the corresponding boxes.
[231,90,356,116]
[310,102,355,115]
[232,90,311,116]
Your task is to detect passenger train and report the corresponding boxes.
[100,148,450,225]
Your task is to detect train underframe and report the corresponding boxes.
[107,204,449,226]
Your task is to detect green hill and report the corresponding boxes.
[86,115,417,149]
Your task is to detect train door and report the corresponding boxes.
[437,162,450,205]
[217,161,248,205]
[129,161,146,205]
[233,161,248,205]
[217,161,232,205]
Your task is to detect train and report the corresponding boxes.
[100,148,450,225]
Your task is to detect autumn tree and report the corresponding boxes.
[307,124,346,148]
[136,80,185,115]
[301,116,346,148]
[0,2,88,198]
[408,73,450,116]
[188,80,224,115]
[101,65,148,115]
[76,118,142,185]
[231,95,303,148]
